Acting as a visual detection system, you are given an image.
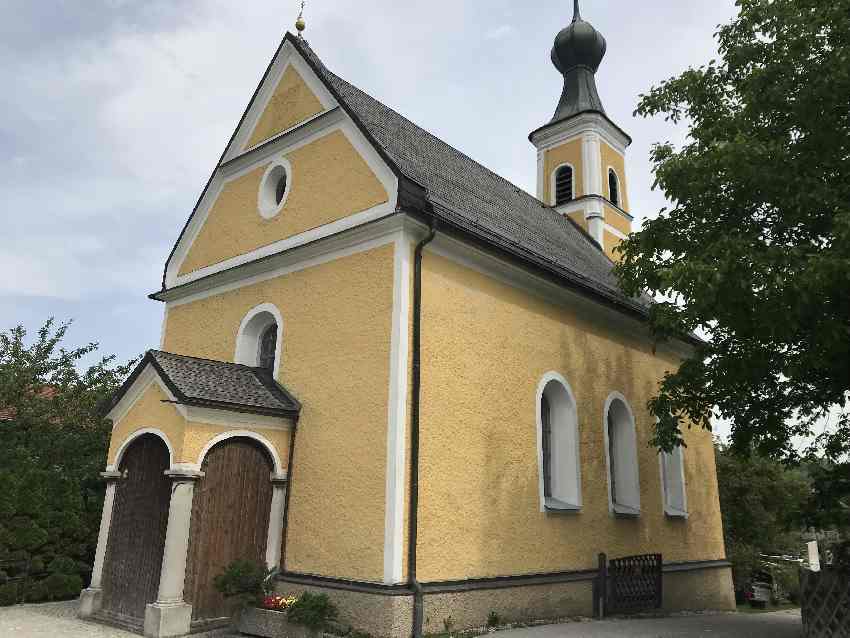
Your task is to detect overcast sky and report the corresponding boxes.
[1,0,739,420]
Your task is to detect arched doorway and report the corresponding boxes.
[100,434,171,623]
[184,437,274,623]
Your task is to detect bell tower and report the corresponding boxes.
[530,0,633,260]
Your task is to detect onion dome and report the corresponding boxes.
[548,0,607,124]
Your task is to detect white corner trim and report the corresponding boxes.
[535,372,583,513]
[536,149,545,201]
[602,391,641,515]
[234,302,285,379]
[225,40,338,163]
[108,427,176,472]
[106,365,187,426]
[167,119,398,289]
[195,430,284,475]
[383,230,412,584]
[604,223,628,241]
[549,162,576,207]
[258,157,294,219]
[159,306,169,350]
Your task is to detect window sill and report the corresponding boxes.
[544,497,581,513]
[612,503,641,518]
[665,508,688,519]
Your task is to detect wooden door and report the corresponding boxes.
[184,438,274,622]
[100,434,171,622]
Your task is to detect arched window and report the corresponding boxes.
[604,394,640,516]
[537,373,582,511]
[660,446,687,517]
[258,324,278,372]
[235,304,283,377]
[554,165,574,206]
[608,169,621,207]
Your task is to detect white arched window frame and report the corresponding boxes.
[607,167,622,207]
[535,372,582,513]
[257,156,293,219]
[659,445,688,518]
[550,163,576,207]
[235,303,284,379]
[602,392,641,517]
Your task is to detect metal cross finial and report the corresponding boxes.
[573,0,581,21]
[295,0,307,36]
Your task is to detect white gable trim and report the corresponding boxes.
[105,364,186,426]
[224,39,338,163]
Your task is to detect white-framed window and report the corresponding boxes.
[552,164,575,206]
[603,392,640,516]
[258,157,293,219]
[536,372,582,512]
[660,446,688,518]
[235,303,283,378]
[608,168,621,207]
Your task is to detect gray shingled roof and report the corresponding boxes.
[295,36,648,316]
[107,350,300,418]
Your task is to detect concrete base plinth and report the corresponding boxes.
[143,602,193,638]
[78,588,103,618]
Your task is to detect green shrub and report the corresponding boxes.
[287,592,338,630]
[25,580,49,603]
[487,611,501,628]
[43,573,83,600]
[213,560,272,608]
[0,583,18,606]
[47,556,78,576]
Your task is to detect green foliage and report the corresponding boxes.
[287,592,338,630]
[0,319,136,602]
[213,560,273,608]
[829,540,850,568]
[486,611,501,628]
[614,0,850,462]
[716,445,811,588]
[0,583,18,607]
[772,565,801,604]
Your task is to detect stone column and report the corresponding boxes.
[581,131,606,247]
[144,470,202,638]
[265,473,289,569]
[79,470,122,618]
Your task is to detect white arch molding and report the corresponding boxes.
[235,302,284,379]
[535,371,582,513]
[195,430,284,476]
[550,162,577,206]
[109,427,175,471]
[602,391,641,516]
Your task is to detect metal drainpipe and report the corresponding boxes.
[410,220,436,638]
[279,416,299,572]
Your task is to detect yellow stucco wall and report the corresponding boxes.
[179,129,389,277]
[601,141,629,211]
[604,203,631,236]
[246,65,325,150]
[416,252,726,582]
[544,139,584,205]
[107,382,293,472]
[164,245,396,582]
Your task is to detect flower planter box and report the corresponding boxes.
[237,607,319,638]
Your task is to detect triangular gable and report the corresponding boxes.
[160,33,406,291]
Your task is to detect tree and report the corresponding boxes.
[614,0,850,461]
[0,319,135,604]
[715,444,811,589]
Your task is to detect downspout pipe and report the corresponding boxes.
[279,415,299,572]
[409,220,437,638]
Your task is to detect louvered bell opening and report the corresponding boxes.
[555,167,573,206]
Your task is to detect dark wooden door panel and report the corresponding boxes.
[184,438,274,622]
[101,434,171,621]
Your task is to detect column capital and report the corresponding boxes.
[100,471,123,482]
[270,472,289,485]
[164,469,204,482]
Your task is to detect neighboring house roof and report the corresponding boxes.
[106,350,301,419]
[0,386,59,421]
[293,35,649,318]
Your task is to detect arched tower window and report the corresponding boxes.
[604,394,640,516]
[258,324,278,372]
[554,165,574,206]
[608,169,621,207]
[537,373,582,511]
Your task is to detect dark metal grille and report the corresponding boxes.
[607,553,663,614]
[555,166,573,205]
[801,568,850,638]
[541,395,552,497]
[608,169,620,206]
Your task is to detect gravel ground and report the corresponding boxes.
[0,600,236,637]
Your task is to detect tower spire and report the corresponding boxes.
[295,0,306,37]
[573,0,581,22]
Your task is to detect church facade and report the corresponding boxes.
[81,6,734,638]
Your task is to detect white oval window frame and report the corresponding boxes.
[257,157,293,220]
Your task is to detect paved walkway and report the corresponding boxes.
[499,610,802,638]
[0,600,233,637]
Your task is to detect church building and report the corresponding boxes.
[80,4,734,637]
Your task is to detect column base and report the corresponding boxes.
[144,602,193,638]
[78,587,103,618]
